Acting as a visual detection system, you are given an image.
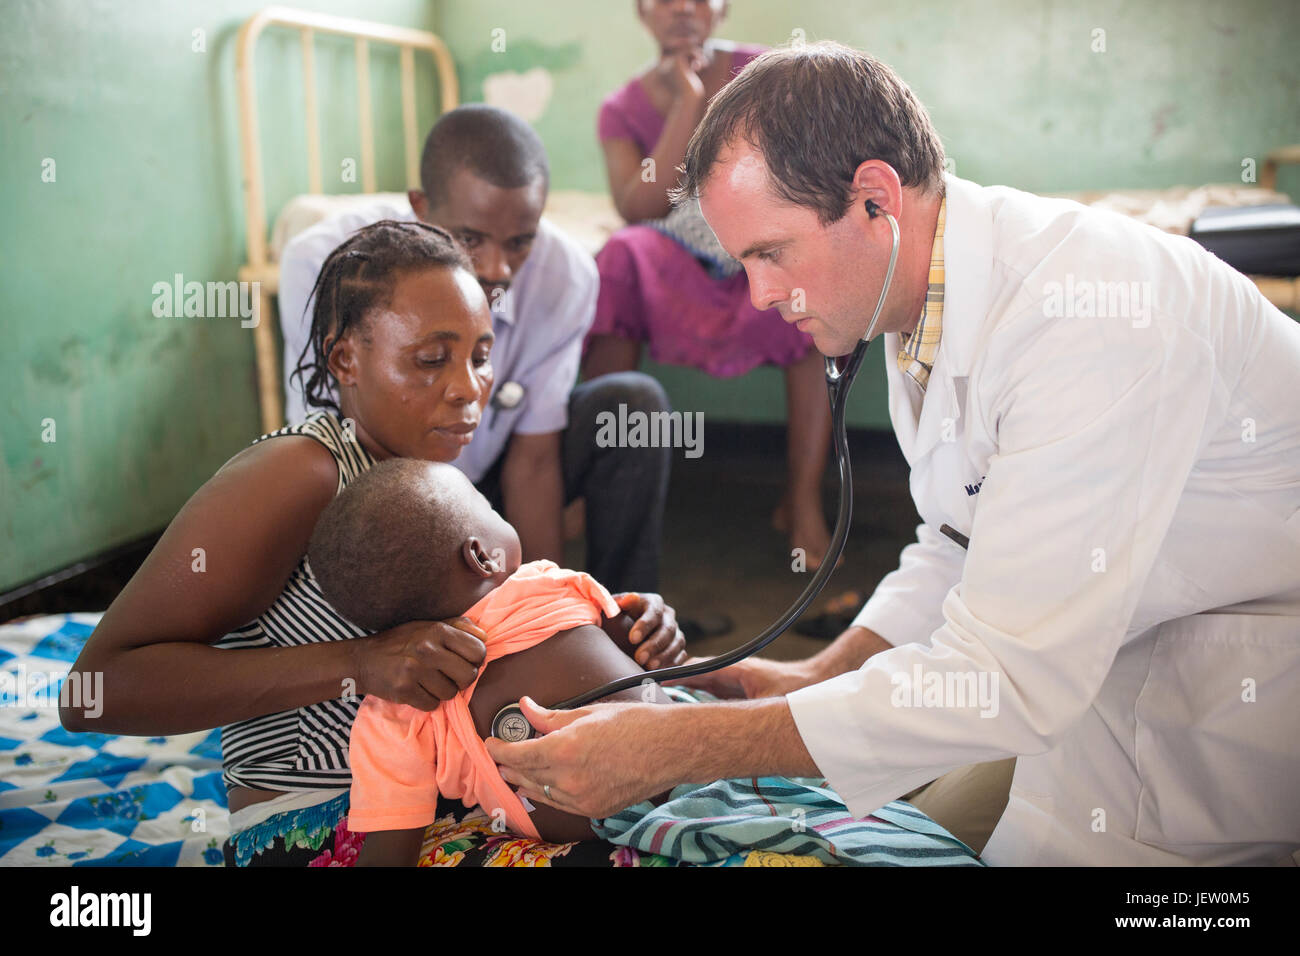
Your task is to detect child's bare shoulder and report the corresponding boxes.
[468,623,661,739]
[468,623,674,843]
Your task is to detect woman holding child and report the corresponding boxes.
[61,221,686,866]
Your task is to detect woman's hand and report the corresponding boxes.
[655,49,706,104]
[614,592,687,670]
[673,654,819,700]
[353,617,488,709]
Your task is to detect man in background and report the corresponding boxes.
[279,105,669,599]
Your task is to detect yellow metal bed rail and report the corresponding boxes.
[235,6,459,432]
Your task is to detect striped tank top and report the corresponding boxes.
[216,412,376,792]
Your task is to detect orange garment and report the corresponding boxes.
[346,559,619,838]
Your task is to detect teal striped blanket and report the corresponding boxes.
[589,688,983,866]
[593,775,982,867]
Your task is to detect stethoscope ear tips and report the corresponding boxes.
[491,703,536,742]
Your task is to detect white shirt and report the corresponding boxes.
[787,174,1300,866]
[277,197,599,482]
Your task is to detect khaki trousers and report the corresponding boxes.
[902,758,1016,856]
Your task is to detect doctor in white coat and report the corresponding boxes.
[487,42,1300,866]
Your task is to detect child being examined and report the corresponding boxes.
[310,458,983,868]
[307,457,676,865]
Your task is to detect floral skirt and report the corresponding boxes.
[223,790,364,867]
[221,789,839,867]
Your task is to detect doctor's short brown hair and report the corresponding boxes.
[675,41,946,224]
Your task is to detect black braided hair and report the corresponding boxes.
[290,219,474,415]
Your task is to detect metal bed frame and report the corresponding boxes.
[235,6,459,433]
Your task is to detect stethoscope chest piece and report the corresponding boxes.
[491,703,536,742]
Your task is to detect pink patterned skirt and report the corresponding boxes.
[586,225,813,379]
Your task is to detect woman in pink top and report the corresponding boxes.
[582,0,835,568]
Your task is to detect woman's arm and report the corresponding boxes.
[60,436,345,734]
[603,54,706,223]
[60,437,486,735]
[500,430,565,564]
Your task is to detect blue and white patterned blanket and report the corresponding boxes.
[0,613,229,866]
[1,615,981,869]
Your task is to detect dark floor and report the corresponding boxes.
[3,426,921,662]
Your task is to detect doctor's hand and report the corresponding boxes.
[674,655,819,700]
[613,592,687,670]
[486,697,681,820]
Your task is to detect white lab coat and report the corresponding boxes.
[786,174,1300,866]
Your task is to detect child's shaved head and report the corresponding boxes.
[308,459,521,632]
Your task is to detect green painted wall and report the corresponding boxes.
[1,0,443,593]
[2,0,1298,591]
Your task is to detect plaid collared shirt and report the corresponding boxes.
[896,198,947,391]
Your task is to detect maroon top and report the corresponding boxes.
[597,43,768,154]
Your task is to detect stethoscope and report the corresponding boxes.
[491,202,902,743]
